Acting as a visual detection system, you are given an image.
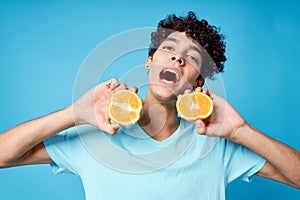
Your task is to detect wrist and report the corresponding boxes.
[228,122,250,144]
[62,105,78,127]
[71,103,87,126]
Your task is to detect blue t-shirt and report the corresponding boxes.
[44,119,266,200]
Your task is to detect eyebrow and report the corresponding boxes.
[165,37,178,43]
[165,37,203,56]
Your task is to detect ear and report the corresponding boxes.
[193,78,205,90]
[145,56,152,69]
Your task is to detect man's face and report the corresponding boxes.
[147,31,203,102]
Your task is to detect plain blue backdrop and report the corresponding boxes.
[1,0,300,199]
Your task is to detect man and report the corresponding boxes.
[0,12,299,199]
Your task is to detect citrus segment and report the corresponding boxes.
[108,90,142,126]
[176,92,213,121]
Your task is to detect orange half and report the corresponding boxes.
[108,90,142,126]
[176,92,213,121]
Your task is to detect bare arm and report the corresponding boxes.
[0,106,74,167]
[0,78,121,168]
[234,124,300,189]
[194,88,300,189]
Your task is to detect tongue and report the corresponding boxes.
[160,71,176,82]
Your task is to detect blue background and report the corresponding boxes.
[1,0,300,199]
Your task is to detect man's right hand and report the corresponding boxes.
[0,78,130,167]
[72,78,121,135]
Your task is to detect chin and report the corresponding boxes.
[149,84,178,104]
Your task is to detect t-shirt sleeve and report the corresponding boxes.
[43,127,84,175]
[222,139,266,184]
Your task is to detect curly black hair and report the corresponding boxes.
[149,11,226,79]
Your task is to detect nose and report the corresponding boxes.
[170,54,185,66]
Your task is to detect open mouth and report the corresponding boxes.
[159,68,180,85]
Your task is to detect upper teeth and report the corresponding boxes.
[166,68,179,80]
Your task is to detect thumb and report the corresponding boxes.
[196,120,207,135]
[98,119,121,135]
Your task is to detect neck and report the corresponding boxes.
[138,92,180,141]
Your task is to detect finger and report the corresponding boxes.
[100,122,121,135]
[205,89,217,100]
[184,89,192,94]
[196,120,207,135]
[129,86,138,93]
[115,83,127,92]
[111,123,121,132]
[105,78,119,90]
[194,87,202,92]
[202,88,209,95]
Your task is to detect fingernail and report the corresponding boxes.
[110,83,116,89]
[114,124,121,129]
